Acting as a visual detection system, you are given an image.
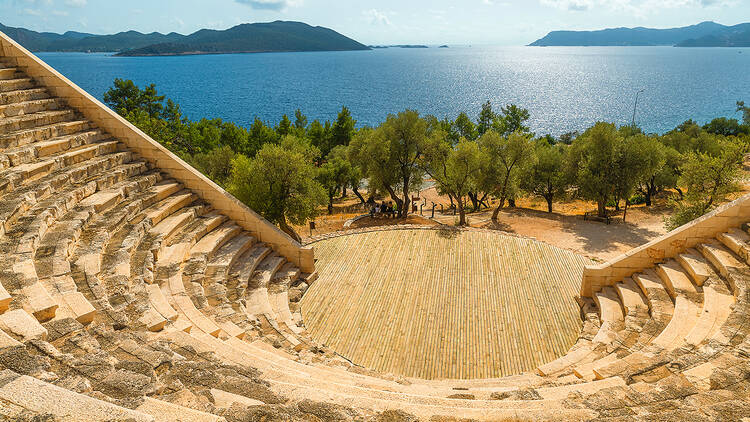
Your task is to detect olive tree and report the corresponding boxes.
[228,137,325,242]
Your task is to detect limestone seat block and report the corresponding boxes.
[613,277,648,314]
[60,291,95,324]
[147,283,178,321]
[209,388,263,408]
[0,309,47,340]
[139,307,168,332]
[136,397,225,422]
[218,320,245,339]
[22,281,58,322]
[0,283,11,313]
[0,328,21,348]
[0,370,154,422]
[677,249,712,286]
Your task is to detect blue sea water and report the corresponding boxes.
[38,46,750,136]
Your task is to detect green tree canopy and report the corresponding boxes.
[228,138,325,242]
[666,140,746,230]
[421,136,485,225]
[479,130,534,221]
[316,146,356,214]
[520,140,569,213]
[103,78,165,118]
[567,122,623,217]
[350,110,429,217]
[186,145,236,187]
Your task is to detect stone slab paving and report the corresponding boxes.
[300,227,592,380]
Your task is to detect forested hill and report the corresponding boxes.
[529,21,750,47]
[117,21,370,56]
[676,25,750,47]
[0,21,370,55]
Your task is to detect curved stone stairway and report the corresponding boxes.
[2,52,750,421]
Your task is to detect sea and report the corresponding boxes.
[38,46,750,136]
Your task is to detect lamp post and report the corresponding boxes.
[632,89,645,127]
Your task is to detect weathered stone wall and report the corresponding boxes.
[0,31,315,273]
[581,193,750,296]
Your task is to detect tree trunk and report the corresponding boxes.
[353,187,366,204]
[491,197,505,222]
[401,176,411,219]
[546,196,553,213]
[508,198,516,208]
[623,199,629,223]
[645,177,656,207]
[597,199,607,218]
[385,185,404,218]
[458,199,467,226]
[279,219,302,243]
[327,193,334,215]
[342,184,347,198]
[478,193,489,209]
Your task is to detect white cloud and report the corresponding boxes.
[540,0,735,14]
[64,0,87,7]
[364,9,391,26]
[234,0,302,11]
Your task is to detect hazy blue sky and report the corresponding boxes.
[2,0,748,45]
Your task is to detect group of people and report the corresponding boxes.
[369,201,397,218]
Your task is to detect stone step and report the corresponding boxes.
[656,259,701,300]
[147,283,178,322]
[1,129,109,168]
[718,228,750,263]
[251,254,287,288]
[0,109,76,133]
[174,331,590,418]
[165,212,227,251]
[0,308,48,341]
[0,78,34,93]
[0,370,154,422]
[0,284,10,313]
[677,249,712,286]
[614,277,648,315]
[0,98,58,118]
[683,279,735,347]
[136,397,225,422]
[699,242,742,293]
[188,221,242,265]
[0,87,49,106]
[0,141,125,196]
[205,232,255,280]
[591,287,625,344]
[209,388,263,409]
[0,68,22,80]
[0,119,91,149]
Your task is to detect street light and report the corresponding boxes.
[632,88,646,127]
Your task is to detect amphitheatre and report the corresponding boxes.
[1,30,750,422]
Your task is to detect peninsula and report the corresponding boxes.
[530,21,750,47]
[0,21,370,55]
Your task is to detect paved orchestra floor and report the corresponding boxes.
[300,228,592,380]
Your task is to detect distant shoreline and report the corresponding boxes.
[115,48,373,57]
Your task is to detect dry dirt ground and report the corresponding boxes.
[296,184,750,262]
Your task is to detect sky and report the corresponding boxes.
[1,0,748,45]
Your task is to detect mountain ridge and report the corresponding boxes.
[530,21,750,47]
[0,21,370,55]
